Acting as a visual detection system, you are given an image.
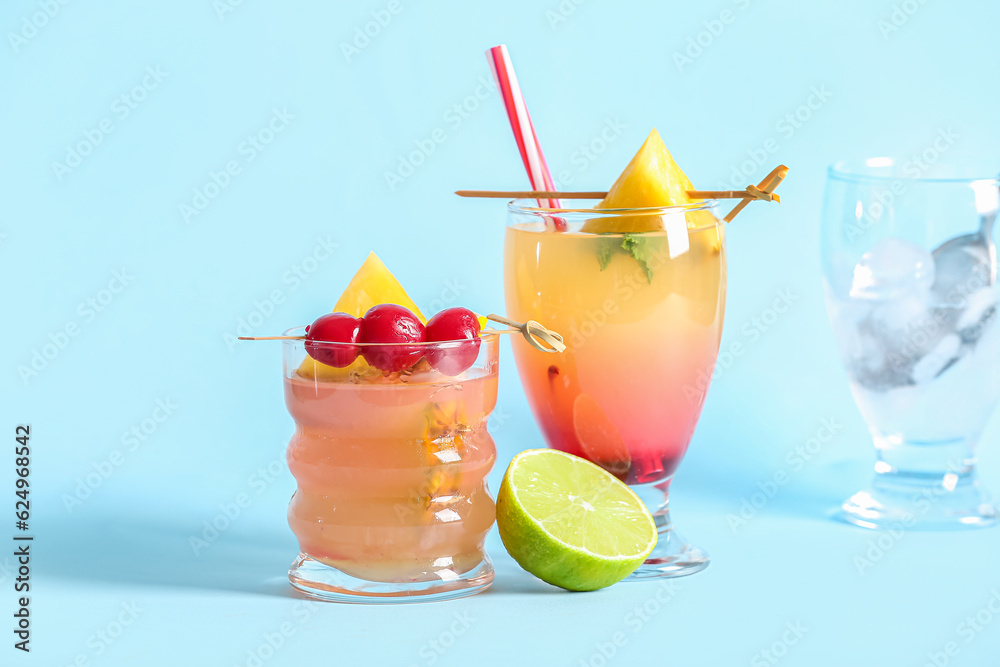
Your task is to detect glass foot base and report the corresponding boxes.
[629,527,709,579]
[838,471,996,530]
[627,480,709,579]
[288,554,494,604]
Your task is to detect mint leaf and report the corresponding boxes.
[596,239,615,271]
[620,234,654,284]
[595,233,665,283]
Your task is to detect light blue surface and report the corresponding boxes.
[4,1,1000,664]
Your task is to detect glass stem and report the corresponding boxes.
[873,436,978,486]
[631,478,673,536]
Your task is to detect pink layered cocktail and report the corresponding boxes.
[504,202,726,578]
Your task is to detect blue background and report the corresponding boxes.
[3,1,1000,665]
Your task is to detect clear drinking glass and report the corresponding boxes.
[504,200,726,577]
[282,329,500,602]
[821,159,1000,529]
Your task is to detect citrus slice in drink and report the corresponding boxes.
[496,449,656,591]
[572,393,631,479]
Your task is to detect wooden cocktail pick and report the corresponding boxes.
[455,164,789,223]
[237,335,305,340]
[718,165,789,223]
[238,314,566,353]
[485,314,565,353]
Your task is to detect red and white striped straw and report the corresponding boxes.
[487,45,565,228]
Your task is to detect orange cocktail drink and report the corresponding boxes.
[283,332,499,602]
[504,196,726,577]
[504,213,725,484]
[276,251,502,603]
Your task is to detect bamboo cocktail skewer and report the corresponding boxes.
[455,189,779,202]
[238,335,303,341]
[239,315,565,353]
[486,314,565,352]
[456,164,789,223]
[720,165,788,222]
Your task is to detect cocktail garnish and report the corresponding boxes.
[486,314,566,353]
[303,313,361,368]
[240,312,566,357]
[597,233,663,283]
[455,187,783,202]
[425,307,482,375]
[359,304,426,372]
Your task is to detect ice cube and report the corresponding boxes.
[931,244,993,305]
[829,305,908,390]
[868,292,937,346]
[850,237,935,300]
[911,333,961,384]
[850,328,885,376]
[956,287,998,332]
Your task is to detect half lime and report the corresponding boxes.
[496,449,656,591]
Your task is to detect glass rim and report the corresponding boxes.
[828,158,1000,185]
[282,325,501,347]
[506,198,723,232]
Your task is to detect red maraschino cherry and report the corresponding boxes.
[424,307,482,375]
[360,304,425,372]
[304,312,362,368]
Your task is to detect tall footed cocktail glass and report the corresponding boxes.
[504,200,726,577]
